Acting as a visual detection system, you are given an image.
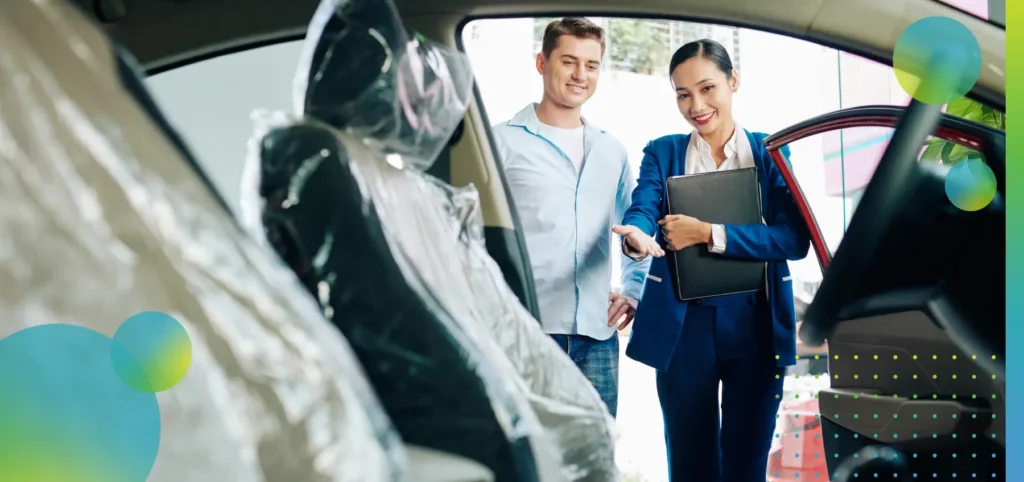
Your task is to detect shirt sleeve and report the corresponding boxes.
[708,223,727,254]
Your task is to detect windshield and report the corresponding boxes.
[935,0,1005,27]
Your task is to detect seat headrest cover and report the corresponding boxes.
[0,1,405,481]
[294,0,474,172]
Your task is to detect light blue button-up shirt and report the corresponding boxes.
[492,104,650,340]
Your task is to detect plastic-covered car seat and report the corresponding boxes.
[240,0,620,480]
[0,1,406,481]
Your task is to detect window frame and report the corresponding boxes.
[763,104,1006,273]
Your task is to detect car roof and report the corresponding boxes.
[84,0,1004,106]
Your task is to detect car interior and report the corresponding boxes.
[2,0,1006,480]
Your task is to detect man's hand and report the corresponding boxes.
[658,214,713,251]
[612,225,665,257]
[608,292,639,330]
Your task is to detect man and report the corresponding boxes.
[490,17,650,417]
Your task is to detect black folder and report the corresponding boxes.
[665,166,766,301]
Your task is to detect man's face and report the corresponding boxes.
[536,35,603,109]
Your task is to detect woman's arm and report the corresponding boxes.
[615,157,653,299]
[621,141,666,237]
[720,144,811,261]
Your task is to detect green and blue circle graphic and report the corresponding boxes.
[112,311,193,393]
[893,16,982,105]
[0,313,192,482]
[945,158,997,211]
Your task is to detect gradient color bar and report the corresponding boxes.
[1007,1,1020,480]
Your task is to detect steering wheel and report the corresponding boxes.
[798,100,945,346]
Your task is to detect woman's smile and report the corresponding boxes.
[692,110,716,125]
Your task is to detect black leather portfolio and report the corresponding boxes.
[665,167,766,301]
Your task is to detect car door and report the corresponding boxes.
[763,104,1005,480]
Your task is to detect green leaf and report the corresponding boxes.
[944,97,976,117]
[940,141,955,163]
[945,144,971,165]
[920,138,945,163]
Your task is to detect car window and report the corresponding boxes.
[462,17,1002,481]
[146,40,305,215]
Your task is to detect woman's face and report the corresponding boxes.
[670,56,738,136]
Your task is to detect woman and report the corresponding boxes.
[611,40,811,481]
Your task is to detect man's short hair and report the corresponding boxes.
[540,17,606,58]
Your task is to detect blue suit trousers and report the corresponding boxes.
[656,291,786,482]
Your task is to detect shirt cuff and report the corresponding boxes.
[621,238,648,261]
[708,224,727,254]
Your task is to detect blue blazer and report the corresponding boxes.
[622,130,811,371]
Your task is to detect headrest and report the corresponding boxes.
[0,0,404,480]
[294,0,474,171]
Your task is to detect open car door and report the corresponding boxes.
[764,102,1005,480]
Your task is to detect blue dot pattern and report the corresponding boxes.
[768,351,1003,481]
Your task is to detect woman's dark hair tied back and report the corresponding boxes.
[669,39,734,78]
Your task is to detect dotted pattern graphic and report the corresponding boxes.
[767,351,1003,482]
[0,313,192,482]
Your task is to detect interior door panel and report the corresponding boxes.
[765,106,1005,480]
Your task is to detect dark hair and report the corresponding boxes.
[541,17,606,58]
[668,39,734,78]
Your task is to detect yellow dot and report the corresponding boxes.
[873,355,879,360]
[932,374,938,379]
[952,355,957,360]
[913,355,918,360]
[972,374,977,379]
[932,355,938,360]
[776,394,780,399]
[854,355,860,360]
[952,374,958,379]
[796,355,801,360]
[873,374,879,379]
[893,355,899,360]
[775,374,780,379]
[775,355,780,360]
[992,355,997,360]
[893,375,899,379]
[834,355,839,359]
[913,374,918,379]
[814,355,820,360]
[814,374,820,379]
[992,374,997,380]
[854,374,860,379]
[972,355,977,360]
[834,374,839,379]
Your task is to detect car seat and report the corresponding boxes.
[0,1,407,481]
[239,0,620,480]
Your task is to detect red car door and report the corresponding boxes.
[762,103,1005,481]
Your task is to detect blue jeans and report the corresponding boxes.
[550,334,619,417]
